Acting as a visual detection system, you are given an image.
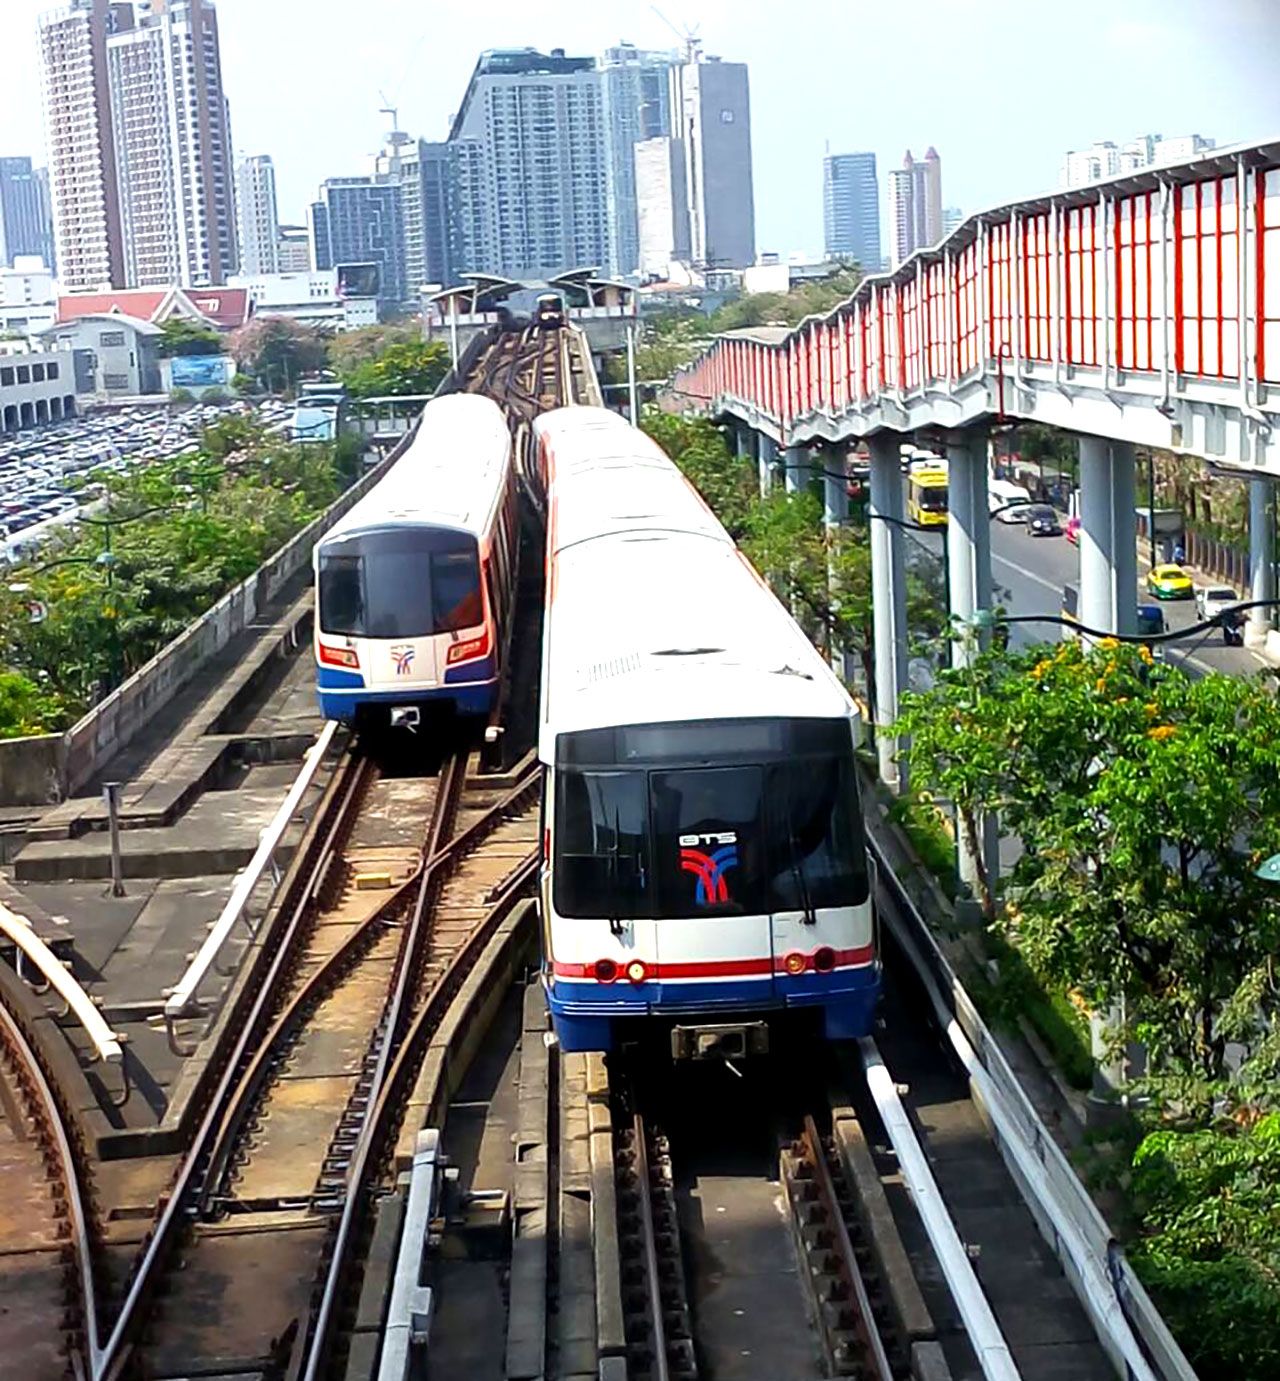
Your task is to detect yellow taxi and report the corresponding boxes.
[1146,564,1194,600]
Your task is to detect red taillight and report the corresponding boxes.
[594,958,618,983]
[625,960,648,984]
[813,946,836,973]
[446,629,490,666]
[318,643,359,669]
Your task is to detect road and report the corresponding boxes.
[909,516,1271,679]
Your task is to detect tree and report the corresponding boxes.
[228,318,328,395]
[339,339,450,398]
[639,410,757,539]
[327,322,422,376]
[156,315,222,358]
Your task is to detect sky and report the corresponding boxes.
[1,0,1278,257]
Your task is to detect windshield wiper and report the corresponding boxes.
[608,803,624,938]
[786,800,817,927]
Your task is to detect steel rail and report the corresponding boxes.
[295,749,468,1381]
[632,1113,672,1381]
[800,1115,895,1381]
[97,746,373,1381]
[0,996,102,1381]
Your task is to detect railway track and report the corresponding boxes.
[0,738,540,1381]
[463,324,571,425]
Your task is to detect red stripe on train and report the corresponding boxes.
[551,945,873,982]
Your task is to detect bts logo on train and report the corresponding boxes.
[679,831,738,907]
[392,646,415,676]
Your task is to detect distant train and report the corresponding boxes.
[534,406,880,1057]
[313,393,519,727]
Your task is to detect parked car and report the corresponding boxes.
[1194,584,1240,622]
[1024,504,1062,536]
[1147,563,1194,600]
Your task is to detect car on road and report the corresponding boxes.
[1147,563,1194,600]
[1195,584,1240,622]
[1024,504,1062,536]
[1065,515,1080,545]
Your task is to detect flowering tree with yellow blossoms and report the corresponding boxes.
[896,638,1280,1104]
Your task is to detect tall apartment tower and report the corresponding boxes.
[888,147,943,266]
[237,155,280,276]
[669,54,755,270]
[0,158,58,270]
[448,49,611,279]
[634,135,689,276]
[822,152,880,269]
[39,0,134,290]
[310,178,406,310]
[106,0,238,287]
[600,43,676,277]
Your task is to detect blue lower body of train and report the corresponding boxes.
[544,964,881,1053]
[316,663,497,723]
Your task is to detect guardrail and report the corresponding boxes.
[378,1128,444,1381]
[866,827,1197,1381]
[0,901,126,1100]
[163,719,339,1055]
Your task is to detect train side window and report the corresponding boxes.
[432,547,483,631]
[765,756,868,911]
[318,555,363,635]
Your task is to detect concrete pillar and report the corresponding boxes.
[945,431,997,903]
[868,433,908,792]
[1249,475,1275,641]
[1109,441,1138,637]
[1078,435,1114,638]
[784,445,806,494]
[944,432,992,669]
[735,422,753,462]
[758,433,778,499]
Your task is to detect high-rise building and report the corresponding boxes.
[309,178,405,310]
[887,148,943,266]
[942,205,963,237]
[276,224,311,273]
[822,152,880,269]
[39,0,134,290]
[447,48,611,279]
[669,55,755,270]
[0,158,57,271]
[396,140,454,296]
[237,155,280,276]
[600,43,676,277]
[1059,133,1215,188]
[106,0,238,287]
[635,136,690,277]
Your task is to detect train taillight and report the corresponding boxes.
[625,960,648,984]
[318,643,359,669]
[593,958,618,983]
[813,946,836,973]
[447,630,490,665]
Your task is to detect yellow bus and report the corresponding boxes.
[908,468,949,526]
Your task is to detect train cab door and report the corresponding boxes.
[650,766,777,1007]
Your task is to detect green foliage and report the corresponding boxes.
[339,339,450,399]
[169,387,195,404]
[639,411,756,538]
[156,316,222,358]
[327,323,422,376]
[885,793,958,896]
[228,318,328,395]
[1128,1114,1280,1378]
[0,671,71,739]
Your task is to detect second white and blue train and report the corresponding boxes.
[314,393,518,726]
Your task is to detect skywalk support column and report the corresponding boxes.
[1109,441,1138,637]
[758,433,778,498]
[1249,476,1275,644]
[822,445,852,683]
[945,430,997,904]
[735,422,753,462]
[784,445,807,494]
[868,433,908,792]
[1078,435,1115,638]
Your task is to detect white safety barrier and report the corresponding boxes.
[859,1039,1021,1381]
[377,1128,443,1381]
[163,719,339,1054]
[0,904,123,1065]
[867,829,1198,1381]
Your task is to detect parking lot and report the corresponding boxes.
[0,399,293,562]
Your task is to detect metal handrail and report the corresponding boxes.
[163,719,339,1055]
[0,904,123,1066]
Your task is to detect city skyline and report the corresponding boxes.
[0,0,1272,261]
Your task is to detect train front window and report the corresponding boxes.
[766,757,868,911]
[554,771,650,919]
[317,529,482,639]
[650,766,764,916]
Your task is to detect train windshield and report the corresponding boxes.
[318,528,482,639]
[553,746,866,919]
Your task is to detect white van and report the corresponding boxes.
[989,478,1033,522]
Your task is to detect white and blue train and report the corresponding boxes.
[314,393,519,726]
[534,406,880,1058]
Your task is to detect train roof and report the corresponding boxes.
[534,407,852,757]
[321,393,510,546]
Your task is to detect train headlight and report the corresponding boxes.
[447,630,490,665]
[783,951,807,975]
[813,946,836,973]
[318,643,359,669]
[625,960,648,984]
[593,958,618,983]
